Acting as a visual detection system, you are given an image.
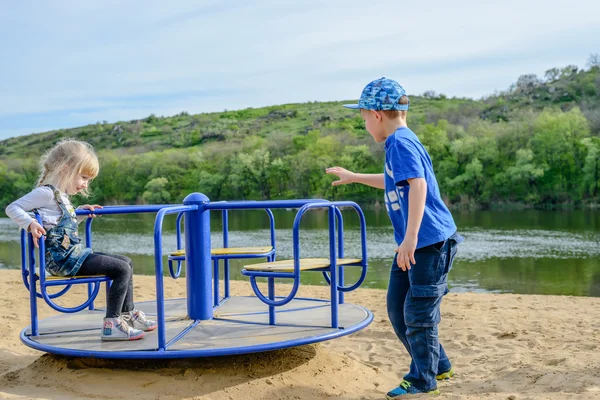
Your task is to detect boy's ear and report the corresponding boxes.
[372,110,383,122]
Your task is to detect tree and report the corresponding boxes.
[544,68,560,82]
[419,120,450,162]
[506,149,545,201]
[423,90,437,99]
[234,149,272,199]
[560,65,579,79]
[195,170,225,199]
[530,108,590,201]
[269,157,291,198]
[581,138,600,199]
[142,177,171,204]
[587,53,600,69]
[446,158,484,200]
[515,74,542,95]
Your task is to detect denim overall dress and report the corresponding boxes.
[43,185,91,276]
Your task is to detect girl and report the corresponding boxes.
[5,139,157,341]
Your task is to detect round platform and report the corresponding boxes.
[20,296,373,359]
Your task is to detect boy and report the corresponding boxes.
[326,77,463,397]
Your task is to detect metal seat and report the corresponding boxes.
[243,258,362,272]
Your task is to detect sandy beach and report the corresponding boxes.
[1,269,600,400]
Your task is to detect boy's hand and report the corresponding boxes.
[28,221,46,248]
[325,166,356,186]
[394,236,417,271]
[79,204,103,218]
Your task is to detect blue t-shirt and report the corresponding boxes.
[384,127,456,248]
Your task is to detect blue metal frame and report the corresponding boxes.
[153,203,199,349]
[240,201,368,327]
[167,207,276,308]
[20,194,372,358]
[19,303,373,359]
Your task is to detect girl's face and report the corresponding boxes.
[67,173,92,195]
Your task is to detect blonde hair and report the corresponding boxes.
[381,95,410,119]
[36,139,99,197]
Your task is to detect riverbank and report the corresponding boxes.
[1,270,599,399]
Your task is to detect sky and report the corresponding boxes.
[1,0,599,141]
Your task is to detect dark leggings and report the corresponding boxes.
[76,252,134,318]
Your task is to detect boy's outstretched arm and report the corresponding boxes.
[395,177,427,271]
[326,166,385,189]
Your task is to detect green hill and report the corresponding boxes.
[1,61,599,210]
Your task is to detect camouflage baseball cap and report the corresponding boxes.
[344,77,409,111]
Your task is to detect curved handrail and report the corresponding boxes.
[22,214,102,312]
[321,202,369,292]
[321,206,344,287]
[167,257,184,279]
[246,201,368,306]
[75,204,176,216]
[153,204,199,351]
[20,230,72,299]
[20,229,26,281]
[36,226,103,313]
[176,212,185,250]
[247,201,339,307]
[167,212,186,279]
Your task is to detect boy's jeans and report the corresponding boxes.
[386,232,462,391]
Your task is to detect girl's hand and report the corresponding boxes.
[394,236,417,271]
[325,166,356,186]
[79,204,103,218]
[28,221,46,248]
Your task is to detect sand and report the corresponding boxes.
[1,269,600,400]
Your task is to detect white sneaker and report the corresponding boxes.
[101,317,145,341]
[122,310,158,332]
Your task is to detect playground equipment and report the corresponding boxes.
[19,194,372,359]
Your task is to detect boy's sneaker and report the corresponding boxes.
[386,380,439,398]
[436,367,455,380]
[122,310,158,332]
[101,317,145,341]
